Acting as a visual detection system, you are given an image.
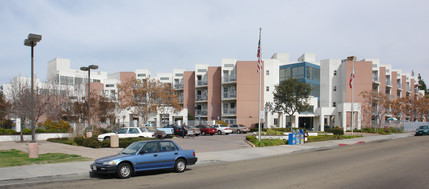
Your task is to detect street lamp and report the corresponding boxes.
[80,65,98,133]
[24,33,42,142]
[24,33,42,158]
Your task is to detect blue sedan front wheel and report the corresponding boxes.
[117,163,132,179]
[174,159,186,173]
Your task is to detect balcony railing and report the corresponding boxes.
[223,75,237,83]
[386,80,391,86]
[223,108,236,115]
[196,94,208,101]
[223,91,236,99]
[196,109,208,116]
[174,84,183,90]
[197,80,208,86]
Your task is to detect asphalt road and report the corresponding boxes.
[6,136,429,189]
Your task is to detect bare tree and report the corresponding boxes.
[118,78,182,125]
[360,90,390,129]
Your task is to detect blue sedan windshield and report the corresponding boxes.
[121,142,146,154]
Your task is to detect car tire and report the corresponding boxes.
[104,136,110,140]
[236,130,241,134]
[218,131,222,135]
[174,159,186,173]
[117,163,132,179]
[201,131,206,136]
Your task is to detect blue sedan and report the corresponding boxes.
[90,140,197,179]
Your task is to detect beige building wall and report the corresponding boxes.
[236,61,264,128]
[345,60,373,104]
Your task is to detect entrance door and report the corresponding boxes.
[299,117,313,130]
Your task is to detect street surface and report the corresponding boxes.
[4,136,429,189]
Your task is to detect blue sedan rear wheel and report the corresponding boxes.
[175,159,186,173]
[117,163,132,179]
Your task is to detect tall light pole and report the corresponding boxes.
[80,65,98,132]
[24,33,42,142]
[24,33,42,158]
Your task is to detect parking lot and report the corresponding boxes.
[171,133,252,153]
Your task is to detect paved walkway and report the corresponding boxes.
[0,133,413,186]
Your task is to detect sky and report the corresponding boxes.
[1,0,428,86]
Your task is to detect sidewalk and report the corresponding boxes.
[0,133,413,185]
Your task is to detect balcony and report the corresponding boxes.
[195,109,208,116]
[178,96,183,103]
[397,83,402,90]
[223,108,236,115]
[174,84,183,90]
[385,80,392,88]
[223,74,237,83]
[197,80,208,87]
[196,94,208,102]
[223,91,236,99]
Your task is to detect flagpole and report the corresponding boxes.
[258,27,262,142]
[351,59,354,136]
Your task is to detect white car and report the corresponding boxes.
[97,127,154,141]
[212,124,232,135]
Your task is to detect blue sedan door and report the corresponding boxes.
[157,141,179,168]
[133,142,161,171]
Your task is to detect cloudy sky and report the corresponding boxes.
[1,0,428,85]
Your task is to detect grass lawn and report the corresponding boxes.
[0,149,91,168]
[307,135,363,142]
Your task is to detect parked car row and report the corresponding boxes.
[97,124,251,141]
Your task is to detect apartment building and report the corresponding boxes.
[4,54,423,131]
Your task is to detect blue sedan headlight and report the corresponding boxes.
[103,160,117,165]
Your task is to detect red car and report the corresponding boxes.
[196,125,217,135]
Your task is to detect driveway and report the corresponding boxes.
[171,134,252,153]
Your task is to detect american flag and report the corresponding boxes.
[257,28,262,73]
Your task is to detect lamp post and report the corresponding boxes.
[80,65,98,133]
[24,33,42,158]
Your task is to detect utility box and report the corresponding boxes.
[110,135,119,148]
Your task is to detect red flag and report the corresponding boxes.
[257,28,262,73]
[349,66,355,88]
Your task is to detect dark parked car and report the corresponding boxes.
[90,140,197,179]
[415,125,429,136]
[196,125,217,135]
[164,125,187,136]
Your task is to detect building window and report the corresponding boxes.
[333,102,336,107]
[266,70,270,75]
[225,64,234,67]
[266,86,269,91]
[175,73,183,77]
[138,74,146,77]
[197,69,207,72]
[160,77,169,80]
[106,84,114,87]
[274,118,278,125]
[334,70,337,76]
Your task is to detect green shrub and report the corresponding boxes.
[246,135,286,147]
[73,136,85,146]
[326,127,344,135]
[0,128,18,135]
[82,137,101,148]
[22,129,32,135]
[38,119,72,132]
